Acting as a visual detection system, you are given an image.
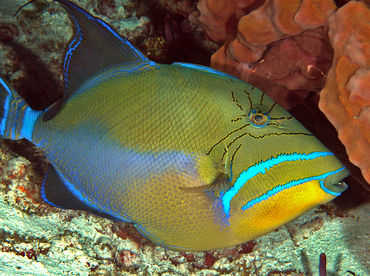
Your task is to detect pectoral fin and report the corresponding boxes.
[181,153,231,195]
[197,154,230,185]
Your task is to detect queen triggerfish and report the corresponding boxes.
[0,0,349,251]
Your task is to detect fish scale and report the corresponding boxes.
[0,0,349,251]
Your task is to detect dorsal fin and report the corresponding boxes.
[56,0,149,92]
[44,0,151,119]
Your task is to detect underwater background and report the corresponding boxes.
[0,0,369,275]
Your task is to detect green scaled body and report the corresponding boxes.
[0,0,349,251]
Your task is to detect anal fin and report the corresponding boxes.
[40,166,119,221]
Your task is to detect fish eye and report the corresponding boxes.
[249,107,269,127]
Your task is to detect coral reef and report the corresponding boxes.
[189,0,263,43]
[189,0,370,187]
[320,1,370,185]
[190,0,337,110]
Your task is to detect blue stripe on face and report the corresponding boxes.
[241,167,346,211]
[221,152,335,216]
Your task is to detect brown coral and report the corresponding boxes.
[320,1,370,184]
[210,0,337,110]
[189,0,263,43]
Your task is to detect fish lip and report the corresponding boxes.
[322,167,349,195]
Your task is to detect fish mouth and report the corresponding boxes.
[321,167,349,196]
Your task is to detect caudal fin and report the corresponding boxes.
[0,77,42,141]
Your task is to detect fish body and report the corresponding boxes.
[0,0,349,251]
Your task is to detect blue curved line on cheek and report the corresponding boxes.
[221,151,335,217]
[241,167,346,211]
[319,179,342,196]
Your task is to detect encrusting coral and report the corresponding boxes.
[189,0,370,187]
[320,1,370,185]
[189,0,262,43]
[191,0,337,110]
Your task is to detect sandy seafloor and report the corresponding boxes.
[0,0,370,275]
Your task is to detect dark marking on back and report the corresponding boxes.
[231,91,237,102]
[231,117,242,123]
[270,116,286,120]
[230,91,243,111]
[268,102,277,113]
[244,90,253,109]
[269,115,294,125]
[227,131,314,149]
[231,114,247,123]
[229,144,242,181]
[207,123,250,155]
[230,90,246,122]
[259,93,265,106]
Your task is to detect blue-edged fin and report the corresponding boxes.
[0,76,42,141]
[44,0,151,119]
[0,77,12,138]
[41,166,120,221]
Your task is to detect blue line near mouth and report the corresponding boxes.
[241,167,346,211]
[221,151,335,216]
